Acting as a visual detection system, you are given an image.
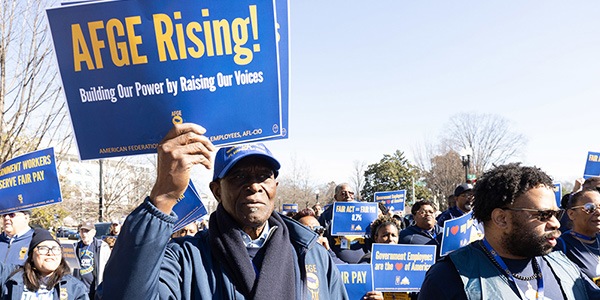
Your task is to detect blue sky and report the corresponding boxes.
[264,1,600,186]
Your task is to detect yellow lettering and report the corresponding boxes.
[125,16,147,64]
[88,21,106,70]
[153,13,178,61]
[71,24,95,72]
[32,170,44,182]
[106,18,129,67]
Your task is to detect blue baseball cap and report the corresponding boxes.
[212,143,280,181]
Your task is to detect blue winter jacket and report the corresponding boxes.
[0,229,33,266]
[99,198,349,299]
[2,270,88,300]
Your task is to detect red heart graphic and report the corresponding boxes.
[451,225,459,235]
[395,263,403,271]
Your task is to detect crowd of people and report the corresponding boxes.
[1,123,600,299]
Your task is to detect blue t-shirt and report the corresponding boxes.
[76,239,101,292]
[556,231,600,285]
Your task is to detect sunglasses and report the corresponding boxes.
[311,226,325,235]
[501,207,565,222]
[2,212,22,218]
[571,203,600,215]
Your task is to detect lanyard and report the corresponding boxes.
[481,238,544,300]
[568,230,596,241]
[79,242,92,258]
[421,228,437,239]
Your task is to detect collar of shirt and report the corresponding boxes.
[8,226,32,242]
[240,222,278,248]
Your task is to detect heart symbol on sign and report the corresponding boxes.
[395,263,403,271]
[451,225,459,235]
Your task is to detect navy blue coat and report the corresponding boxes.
[99,199,348,299]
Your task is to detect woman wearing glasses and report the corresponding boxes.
[2,228,88,299]
[557,189,600,286]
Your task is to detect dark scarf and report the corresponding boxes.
[209,205,296,299]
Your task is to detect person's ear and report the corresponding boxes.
[491,208,509,229]
[567,209,576,221]
[209,181,222,203]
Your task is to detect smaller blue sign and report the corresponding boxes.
[553,183,562,208]
[439,211,482,256]
[337,264,373,299]
[374,190,406,213]
[172,180,208,233]
[584,151,600,179]
[331,202,378,236]
[0,148,62,214]
[371,244,436,292]
[282,203,298,214]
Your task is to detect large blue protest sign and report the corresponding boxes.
[0,148,62,214]
[47,0,285,160]
[331,202,378,236]
[584,151,600,179]
[553,183,562,208]
[337,264,372,300]
[282,203,298,214]
[440,211,483,256]
[371,244,436,292]
[274,0,289,140]
[172,181,208,232]
[374,190,406,213]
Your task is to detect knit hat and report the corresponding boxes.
[28,228,59,255]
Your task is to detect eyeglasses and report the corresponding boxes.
[340,191,355,196]
[310,226,325,235]
[501,207,565,222]
[571,203,600,215]
[36,246,62,256]
[416,210,436,216]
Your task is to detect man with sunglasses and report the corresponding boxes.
[556,189,600,286]
[419,163,600,299]
[100,124,348,299]
[318,183,370,263]
[0,210,33,265]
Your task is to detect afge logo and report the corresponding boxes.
[171,110,183,124]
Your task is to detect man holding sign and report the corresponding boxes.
[419,163,600,299]
[319,183,370,263]
[100,124,348,299]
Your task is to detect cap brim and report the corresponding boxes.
[214,154,280,181]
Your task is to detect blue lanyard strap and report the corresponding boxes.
[569,230,596,241]
[421,228,437,239]
[481,238,544,299]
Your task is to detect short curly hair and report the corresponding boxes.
[369,215,402,242]
[473,163,553,223]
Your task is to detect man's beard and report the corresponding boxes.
[502,218,559,257]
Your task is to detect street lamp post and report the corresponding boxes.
[459,147,473,183]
